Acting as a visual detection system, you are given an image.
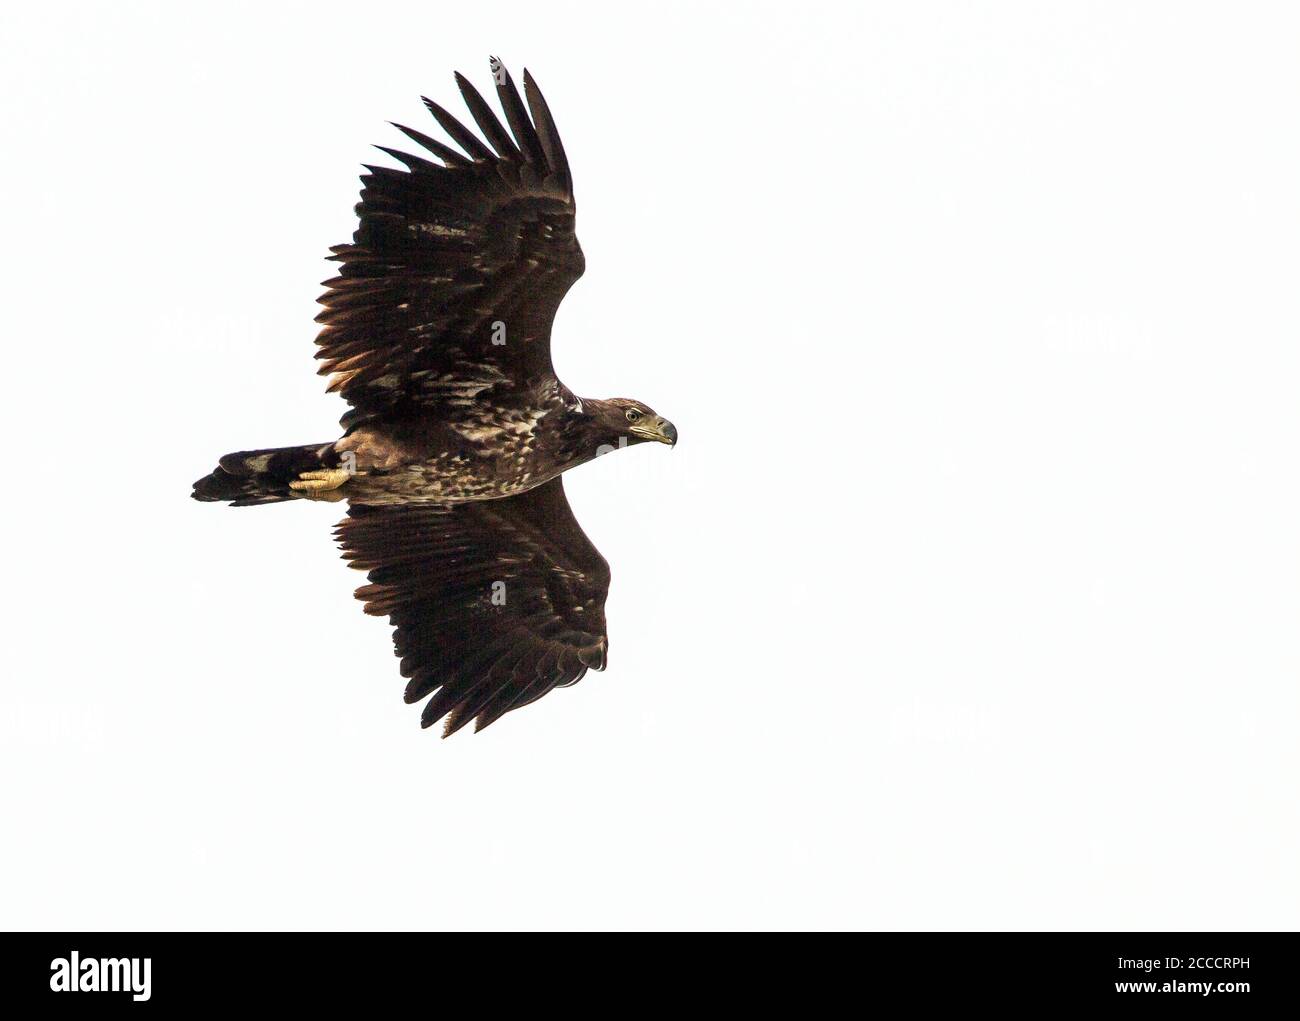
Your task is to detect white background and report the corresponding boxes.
[2,1,1297,931]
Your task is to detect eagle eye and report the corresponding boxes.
[625,409,641,423]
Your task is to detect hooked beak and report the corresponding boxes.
[633,416,677,447]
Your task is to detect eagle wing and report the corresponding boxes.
[317,58,583,431]
[336,476,610,735]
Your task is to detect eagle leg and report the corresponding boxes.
[289,468,353,501]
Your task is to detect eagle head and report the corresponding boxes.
[582,397,677,449]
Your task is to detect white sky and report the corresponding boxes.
[2,1,1298,930]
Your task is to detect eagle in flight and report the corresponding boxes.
[193,58,676,736]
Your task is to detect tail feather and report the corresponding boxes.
[192,442,339,506]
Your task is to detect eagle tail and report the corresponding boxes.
[191,442,340,506]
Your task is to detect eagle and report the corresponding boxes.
[192,58,676,736]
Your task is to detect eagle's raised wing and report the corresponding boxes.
[317,58,582,431]
[337,476,610,735]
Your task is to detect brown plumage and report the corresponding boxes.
[192,57,676,735]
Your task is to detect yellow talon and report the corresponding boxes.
[290,467,353,499]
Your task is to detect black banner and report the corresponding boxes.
[0,933,1284,1010]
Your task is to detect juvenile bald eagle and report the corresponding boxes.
[193,58,676,736]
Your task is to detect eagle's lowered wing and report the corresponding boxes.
[336,476,610,735]
[317,58,583,431]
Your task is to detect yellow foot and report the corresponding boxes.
[289,467,352,501]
